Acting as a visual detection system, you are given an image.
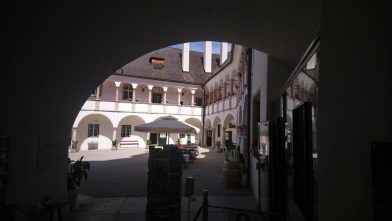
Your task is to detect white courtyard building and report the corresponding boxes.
[71,42,247,150]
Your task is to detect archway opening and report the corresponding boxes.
[68,41,254,208]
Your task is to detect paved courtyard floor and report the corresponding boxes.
[68,147,260,220]
[69,147,252,197]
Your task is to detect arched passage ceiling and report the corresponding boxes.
[3,1,320,138]
[6,1,321,72]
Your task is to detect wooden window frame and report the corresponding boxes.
[121,125,132,137]
[122,84,133,100]
[88,124,99,137]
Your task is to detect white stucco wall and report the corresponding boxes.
[182,89,192,105]
[81,100,95,110]
[167,87,178,104]
[101,81,116,101]
[204,45,243,92]
[252,50,268,122]
[135,85,149,103]
[249,49,269,201]
[77,114,113,150]
[250,155,269,211]
[100,101,115,111]
[73,106,203,150]
[118,103,132,112]
[116,115,148,148]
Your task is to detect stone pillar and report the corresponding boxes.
[229,85,232,108]
[231,79,234,96]
[212,129,215,147]
[163,86,168,104]
[222,127,226,147]
[112,128,117,141]
[131,83,138,102]
[216,87,219,101]
[72,127,77,141]
[191,89,196,106]
[213,88,216,113]
[212,88,215,102]
[177,88,183,105]
[114,81,121,102]
[220,86,223,100]
[114,81,121,111]
[148,85,154,103]
[224,83,227,99]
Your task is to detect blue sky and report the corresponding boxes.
[170,41,232,54]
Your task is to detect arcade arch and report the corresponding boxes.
[116,115,147,148]
[76,114,114,150]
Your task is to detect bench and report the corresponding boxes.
[119,140,139,148]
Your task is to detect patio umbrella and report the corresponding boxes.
[182,122,200,133]
[134,116,195,144]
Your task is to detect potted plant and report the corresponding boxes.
[146,139,153,149]
[67,156,90,211]
[70,140,78,153]
[111,139,118,150]
[225,141,237,161]
[216,141,222,152]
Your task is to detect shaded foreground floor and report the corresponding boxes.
[68,194,262,221]
[69,147,252,197]
[68,147,258,220]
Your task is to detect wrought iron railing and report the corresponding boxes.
[192,190,284,221]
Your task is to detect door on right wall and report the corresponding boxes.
[293,102,313,221]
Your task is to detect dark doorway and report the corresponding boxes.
[152,93,162,103]
[268,117,287,220]
[371,142,392,221]
[225,131,232,144]
[252,93,260,147]
[293,102,313,221]
[158,133,166,146]
[206,130,212,146]
[150,133,158,144]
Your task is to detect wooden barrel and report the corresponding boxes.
[223,160,241,188]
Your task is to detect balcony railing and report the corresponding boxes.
[204,96,238,115]
[81,100,202,115]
